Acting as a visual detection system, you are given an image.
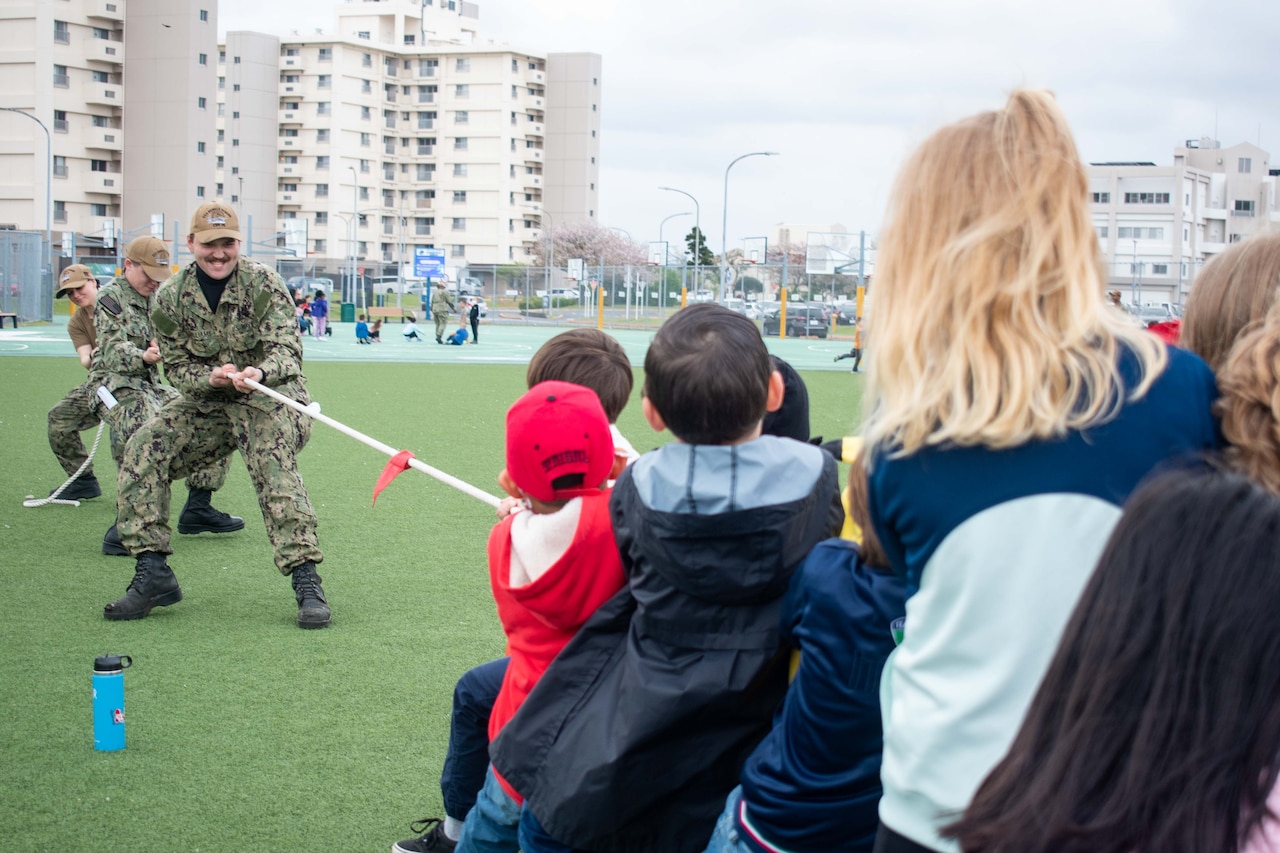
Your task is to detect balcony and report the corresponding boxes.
[415,198,433,209]
[282,55,306,71]
[523,68,544,86]
[524,148,543,164]
[523,173,542,190]
[82,126,122,151]
[1230,208,1256,218]
[84,84,122,106]
[87,172,123,194]
[87,0,124,22]
[87,39,124,65]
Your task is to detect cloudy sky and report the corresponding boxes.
[219,0,1280,253]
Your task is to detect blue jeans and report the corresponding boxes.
[704,786,779,853]
[455,766,522,853]
[518,805,590,853]
[441,657,508,820]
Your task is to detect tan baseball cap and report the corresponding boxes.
[55,264,95,298]
[125,236,173,282]
[189,201,243,244]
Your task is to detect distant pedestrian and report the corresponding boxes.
[468,299,481,344]
[833,317,863,372]
[431,281,455,344]
[311,289,328,339]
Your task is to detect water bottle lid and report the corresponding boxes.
[94,654,132,672]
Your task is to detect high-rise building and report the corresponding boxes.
[216,0,601,278]
[0,0,217,254]
[1088,138,1278,305]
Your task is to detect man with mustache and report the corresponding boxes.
[104,203,331,629]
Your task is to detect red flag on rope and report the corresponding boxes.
[373,450,416,505]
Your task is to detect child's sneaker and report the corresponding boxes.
[392,818,456,852]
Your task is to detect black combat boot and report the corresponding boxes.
[177,488,246,535]
[102,521,128,557]
[103,552,182,621]
[54,473,101,501]
[291,561,331,629]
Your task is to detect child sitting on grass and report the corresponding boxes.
[453,381,627,852]
[491,303,842,853]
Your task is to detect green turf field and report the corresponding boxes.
[0,334,864,851]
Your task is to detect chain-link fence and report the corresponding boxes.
[0,231,50,323]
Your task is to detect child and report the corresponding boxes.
[490,303,842,853]
[403,312,423,342]
[946,467,1280,853]
[394,329,637,853]
[469,299,481,344]
[355,314,371,345]
[298,306,312,335]
[369,318,383,342]
[311,289,328,339]
[452,381,627,852]
[863,90,1219,852]
[446,325,469,346]
[832,316,863,372]
[705,451,907,853]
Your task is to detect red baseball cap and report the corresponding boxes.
[506,381,614,503]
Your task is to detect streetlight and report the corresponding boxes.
[659,186,700,291]
[348,165,360,312]
[658,212,690,261]
[1,108,53,278]
[721,152,778,301]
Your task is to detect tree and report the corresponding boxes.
[684,226,715,268]
[532,221,646,268]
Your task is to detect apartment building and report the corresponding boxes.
[216,0,601,275]
[0,0,217,253]
[1088,138,1278,305]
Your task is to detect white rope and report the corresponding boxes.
[241,375,502,508]
[24,420,107,508]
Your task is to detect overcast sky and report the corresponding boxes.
[219,0,1280,253]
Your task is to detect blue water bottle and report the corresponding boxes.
[93,654,132,751]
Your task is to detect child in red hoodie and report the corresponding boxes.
[455,380,627,853]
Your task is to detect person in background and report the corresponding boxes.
[311,289,328,339]
[446,325,470,346]
[45,264,107,500]
[404,312,423,342]
[946,467,1280,853]
[834,317,864,373]
[468,298,481,345]
[862,90,1219,853]
[432,281,456,344]
[369,318,383,342]
[1181,230,1280,376]
[356,313,372,345]
[104,201,331,630]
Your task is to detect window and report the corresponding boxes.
[215,183,223,196]
[233,84,239,91]
[418,85,437,103]
[316,155,329,168]
[404,34,415,45]
[53,201,67,223]
[281,128,298,137]
[216,155,224,168]
[317,74,331,89]
[90,203,108,216]
[592,104,596,112]
[1234,199,1256,216]
[218,76,225,90]
[282,155,298,164]
[1123,192,1169,204]
[196,186,205,197]
[317,128,330,143]
[91,26,109,39]
[357,30,370,40]
[198,53,208,65]
[417,111,436,129]
[452,218,465,230]
[362,79,372,94]
[451,244,465,258]
[197,97,207,109]
[455,84,469,97]
[1239,157,1252,174]
[419,58,438,76]
[232,138,238,146]
[92,115,109,127]
[1096,226,1108,239]
[361,106,372,121]
[316,212,328,225]
[360,132,372,147]
[285,48,299,56]
[217,104,225,117]
[512,85,518,99]
[1230,234,1243,244]
[217,129,225,142]
[283,74,299,83]
[362,53,373,67]
[1091,192,1110,204]
[219,50,226,62]
[455,110,468,124]
[313,239,326,253]
[360,187,369,201]
[197,142,206,154]
[53,156,67,178]
[1152,264,1169,275]
[233,56,240,64]
[416,164,434,180]
[54,20,70,43]
[53,65,69,87]
[453,191,467,203]
[453,163,467,177]
[317,102,331,116]
[199,9,208,22]
[512,59,518,71]
[91,70,111,83]
[454,137,468,150]
[455,58,470,72]
[281,183,298,192]
[415,217,432,235]
[318,47,332,61]
[315,183,329,198]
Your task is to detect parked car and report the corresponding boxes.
[1135,305,1175,327]
[535,288,579,301]
[834,304,860,326]
[691,289,716,302]
[762,302,829,338]
[287,276,335,296]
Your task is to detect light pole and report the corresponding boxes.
[658,212,690,261]
[659,186,700,292]
[348,165,360,312]
[1,108,53,277]
[720,152,778,301]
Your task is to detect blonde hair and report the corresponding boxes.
[863,89,1166,454]
[1182,231,1280,375]
[1216,303,1280,495]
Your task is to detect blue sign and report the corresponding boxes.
[414,247,446,279]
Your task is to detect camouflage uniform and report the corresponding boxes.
[431,285,455,341]
[47,306,111,476]
[116,259,320,573]
[93,275,229,491]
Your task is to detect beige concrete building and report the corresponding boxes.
[1089,138,1279,305]
[216,0,602,280]
[0,0,217,255]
